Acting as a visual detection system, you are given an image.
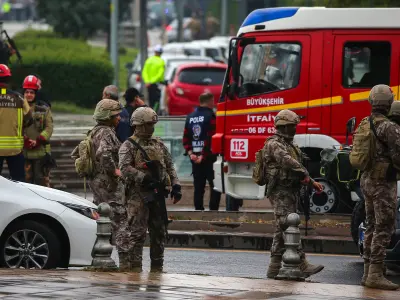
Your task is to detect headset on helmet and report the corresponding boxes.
[23,75,40,90]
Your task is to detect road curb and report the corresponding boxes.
[144,230,359,255]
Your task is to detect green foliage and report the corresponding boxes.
[36,0,132,40]
[10,30,113,109]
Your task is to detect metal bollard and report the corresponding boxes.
[90,203,117,270]
[275,213,305,281]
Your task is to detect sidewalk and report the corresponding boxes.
[0,269,397,299]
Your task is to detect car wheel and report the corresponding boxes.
[351,199,366,245]
[0,220,61,269]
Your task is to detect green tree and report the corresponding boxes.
[37,0,132,40]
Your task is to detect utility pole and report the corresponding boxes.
[139,0,149,102]
[132,0,140,48]
[176,0,184,42]
[110,0,119,87]
[220,0,228,36]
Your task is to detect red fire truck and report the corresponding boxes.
[212,7,400,213]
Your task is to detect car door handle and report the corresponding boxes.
[299,115,306,119]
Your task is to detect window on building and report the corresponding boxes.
[342,41,391,88]
[238,43,301,98]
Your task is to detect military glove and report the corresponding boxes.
[171,184,182,203]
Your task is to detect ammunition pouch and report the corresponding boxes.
[370,162,396,181]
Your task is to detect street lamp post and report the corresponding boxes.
[110,0,119,87]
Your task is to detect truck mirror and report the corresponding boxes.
[345,117,356,145]
[346,117,356,134]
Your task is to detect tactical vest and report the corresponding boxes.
[265,135,303,186]
[131,136,171,187]
[24,104,52,159]
[0,89,26,156]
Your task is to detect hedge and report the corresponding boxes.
[10,30,113,108]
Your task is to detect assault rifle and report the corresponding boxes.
[0,23,22,64]
[128,138,170,238]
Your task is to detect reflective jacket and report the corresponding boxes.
[142,55,165,84]
[23,103,53,159]
[0,88,32,156]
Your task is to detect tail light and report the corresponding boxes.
[165,25,172,31]
[223,165,228,173]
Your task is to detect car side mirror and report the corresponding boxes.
[125,62,133,70]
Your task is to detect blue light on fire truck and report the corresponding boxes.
[241,7,299,27]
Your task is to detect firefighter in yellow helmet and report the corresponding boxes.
[0,64,33,181]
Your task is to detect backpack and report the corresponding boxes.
[253,147,267,186]
[349,116,385,171]
[71,126,105,178]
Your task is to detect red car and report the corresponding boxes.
[166,62,227,116]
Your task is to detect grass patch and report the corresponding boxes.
[51,102,94,115]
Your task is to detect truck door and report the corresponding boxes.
[224,34,311,162]
[331,33,400,143]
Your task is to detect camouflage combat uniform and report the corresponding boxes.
[264,109,324,279]
[88,99,124,249]
[360,85,400,290]
[118,107,180,272]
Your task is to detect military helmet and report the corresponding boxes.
[389,101,400,117]
[130,106,158,126]
[93,99,122,121]
[274,109,300,127]
[368,84,394,108]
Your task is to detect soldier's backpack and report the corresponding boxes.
[349,116,385,171]
[71,126,105,179]
[253,147,267,186]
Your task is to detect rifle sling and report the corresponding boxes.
[127,137,152,162]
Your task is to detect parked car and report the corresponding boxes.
[166,62,227,116]
[166,17,192,42]
[0,176,98,269]
[209,36,233,59]
[189,40,227,63]
[159,57,215,115]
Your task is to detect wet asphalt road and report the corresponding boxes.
[109,247,400,286]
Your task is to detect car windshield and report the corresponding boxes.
[205,48,220,58]
[178,67,226,85]
[239,43,301,96]
[184,48,201,56]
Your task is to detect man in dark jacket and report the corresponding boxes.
[182,92,221,211]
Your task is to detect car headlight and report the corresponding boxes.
[58,202,100,220]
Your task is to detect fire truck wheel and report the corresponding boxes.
[225,195,242,212]
[308,179,339,214]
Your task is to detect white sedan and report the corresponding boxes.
[0,176,98,269]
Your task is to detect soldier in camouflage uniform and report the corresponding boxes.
[264,109,324,279]
[118,107,182,272]
[361,85,400,290]
[89,99,126,255]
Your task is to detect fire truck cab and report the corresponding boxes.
[212,7,400,213]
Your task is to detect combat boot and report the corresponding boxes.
[118,251,130,272]
[150,259,164,273]
[267,256,282,279]
[365,263,399,290]
[129,252,143,273]
[361,260,369,286]
[299,258,324,278]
